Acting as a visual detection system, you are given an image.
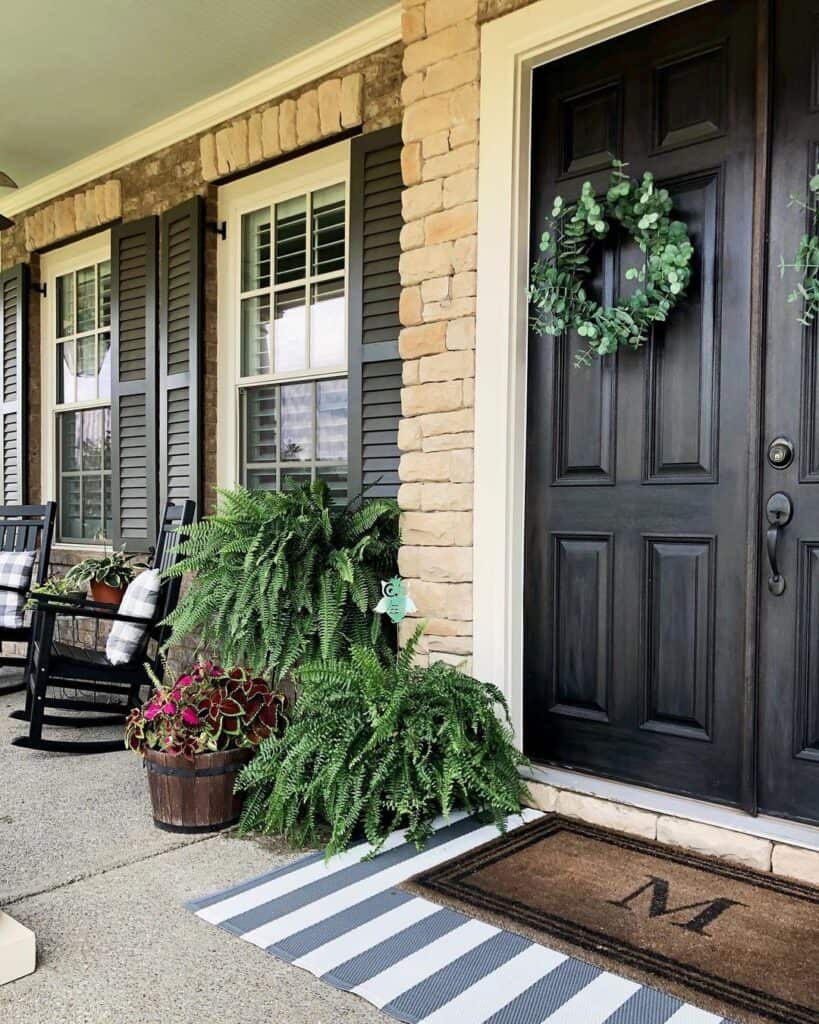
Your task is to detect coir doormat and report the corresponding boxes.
[402,815,819,1024]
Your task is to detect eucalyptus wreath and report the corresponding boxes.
[529,162,695,367]
[780,165,819,328]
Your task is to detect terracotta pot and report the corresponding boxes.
[144,748,253,833]
[90,580,126,606]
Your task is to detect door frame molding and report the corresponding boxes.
[472,0,717,741]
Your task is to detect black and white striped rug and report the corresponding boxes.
[189,810,733,1024]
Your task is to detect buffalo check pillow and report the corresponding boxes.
[0,550,36,629]
[106,569,162,666]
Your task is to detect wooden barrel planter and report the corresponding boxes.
[144,748,253,833]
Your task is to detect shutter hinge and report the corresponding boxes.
[31,281,46,298]
[207,220,227,240]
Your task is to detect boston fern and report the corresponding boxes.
[163,482,399,680]
[236,627,531,857]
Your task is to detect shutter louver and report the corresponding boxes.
[348,125,403,500]
[159,196,203,513]
[111,217,158,551]
[0,265,27,504]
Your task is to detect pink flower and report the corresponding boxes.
[144,704,160,721]
[162,702,177,715]
[170,688,182,701]
[178,675,193,687]
[181,706,199,727]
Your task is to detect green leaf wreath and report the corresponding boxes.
[780,165,819,327]
[529,162,695,367]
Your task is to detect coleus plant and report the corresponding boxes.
[125,662,286,760]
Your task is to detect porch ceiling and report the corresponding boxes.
[0,0,395,190]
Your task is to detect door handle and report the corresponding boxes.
[765,492,793,596]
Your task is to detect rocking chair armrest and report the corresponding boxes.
[29,594,157,626]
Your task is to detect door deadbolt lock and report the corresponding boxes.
[767,436,794,469]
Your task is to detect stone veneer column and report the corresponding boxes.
[397,0,480,668]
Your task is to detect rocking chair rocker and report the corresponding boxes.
[0,503,56,698]
[12,500,195,754]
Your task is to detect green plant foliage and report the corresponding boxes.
[780,167,819,327]
[64,544,147,590]
[162,481,400,680]
[237,626,531,858]
[529,162,694,367]
[26,574,84,609]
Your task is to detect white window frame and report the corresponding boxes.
[40,230,112,551]
[217,140,351,489]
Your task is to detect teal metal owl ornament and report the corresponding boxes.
[374,576,417,624]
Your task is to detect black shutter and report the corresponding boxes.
[159,196,203,513]
[0,264,27,504]
[347,125,403,500]
[111,217,158,551]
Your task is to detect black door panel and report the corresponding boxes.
[524,0,757,807]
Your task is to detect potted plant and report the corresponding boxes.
[125,662,286,833]
[27,573,85,608]
[162,481,399,681]
[65,545,146,606]
[237,626,531,857]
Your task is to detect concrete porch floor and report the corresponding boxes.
[0,689,385,1024]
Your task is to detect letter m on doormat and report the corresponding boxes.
[608,875,744,936]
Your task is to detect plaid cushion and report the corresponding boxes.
[0,550,36,629]
[105,569,161,666]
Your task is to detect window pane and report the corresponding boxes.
[281,467,311,490]
[246,468,278,492]
[76,335,97,402]
[244,386,277,463]
[241,295,271,377]
[98,333,112,398]
[76,265,96,333]
[56,341,75,404]
[83,475,103,540]
[280,382,312,462]
[312,183,345,276]
[317,379,348,461]
[60,412,80,471]
[310,279,345,368]
[317,465,348,501]
[60,476,82,540]
[81,409,104,470]
[56,274,74,338]
[274,288,306,373]
[98,260,111,328]
[275,195,306,284]
[103,407,111,470]
[241,208,271,291]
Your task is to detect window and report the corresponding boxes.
[218,144,350,499]
[42,235,112,544]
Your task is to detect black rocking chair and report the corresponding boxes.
[0,503,57,697]
[12,500,195,754]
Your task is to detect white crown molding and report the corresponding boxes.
[3,4,401,219]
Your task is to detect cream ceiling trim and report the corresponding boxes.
[4,4,400,219]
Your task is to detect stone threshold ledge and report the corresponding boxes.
[526,779,819,888]
[0,911,35,985]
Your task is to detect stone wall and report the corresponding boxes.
[396,0,481,669]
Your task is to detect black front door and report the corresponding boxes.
[756,0,819,823]
[524,0,819,821]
